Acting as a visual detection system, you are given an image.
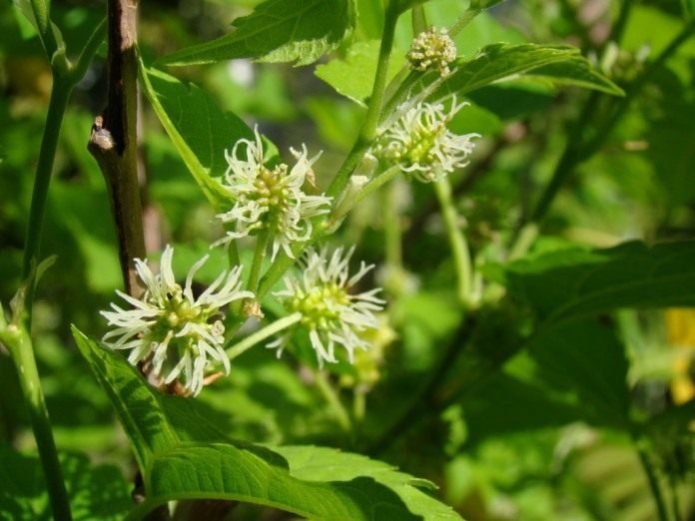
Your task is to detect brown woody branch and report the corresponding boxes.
[88,0,145,298]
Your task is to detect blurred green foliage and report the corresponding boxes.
[2,0,695,519]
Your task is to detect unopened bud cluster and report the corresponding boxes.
[408,27,457,77]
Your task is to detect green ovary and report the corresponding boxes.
[251,165,292,232]
[289,283,349,330]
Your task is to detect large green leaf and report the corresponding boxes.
[506,241,695,324]
[457,320,629,443]
[160,0,354,67]
[139,63,252,207]
[72,328,462,520]
[275,446,462,520]
[459,371,581,444]
[433,43,623,98]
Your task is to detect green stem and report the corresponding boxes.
[326,3,399,199]
[1,325,72,521]
[380,7,481,121]
[412,4,427,34]
[227,240,240,268]
[330,165,402,226]
[259,8,401,297]
[382,182,403,269]
[226,313,302,361]
[635,442,670,521]
[314,371,352,433]
[508,223,538,261]
[257,252,297,301]
[669,472,683,521]
[69,17,107,84]
[247,231,270,294]
[353,388,367,424]
[448,8,480,37]
[434,178,472,305]
[608,0,634,49]
[21,79,72,320]
[30,0,60,61]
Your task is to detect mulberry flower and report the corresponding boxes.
[216,127,332,260]
[408,27,457,77]
[100,245,252,396]
[373,99,480,183]
[269,247,385,367]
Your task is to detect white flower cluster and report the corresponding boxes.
[216,127,332,260]
[408,27,457,77]
[101,128,390,397]
[269,248,385,367]
[374,99,480,183]
[101,245,251,396]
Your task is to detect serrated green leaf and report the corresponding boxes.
[315,40,407,104]
[141,443,428,521]
[160,0,354,67]
[433,43,624,98]
[72,327,179,469]
[506,240,695,324]
[275,445,463,520]
[71,328,461,520]
[139,62,252,207]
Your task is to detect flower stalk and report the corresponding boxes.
[326,1,399,199]
[434,178,473,305]
[226,312,302,361]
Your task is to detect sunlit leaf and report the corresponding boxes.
[434,43,624,98]
[160,0,354,67]
[71,328,461,520]
[315,40,407,104]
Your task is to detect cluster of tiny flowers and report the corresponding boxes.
[407,27,457,77]
[100,246,252,396]
[269,248,385,367]
[216,127,332,260]
[373,98,480,183]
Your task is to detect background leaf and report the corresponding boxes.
[433,43,623,99]
[160,0,354,67]
[506,241,695,324]
[139,64,252,206]
[315,40,407,105]
[0,445,131,521]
